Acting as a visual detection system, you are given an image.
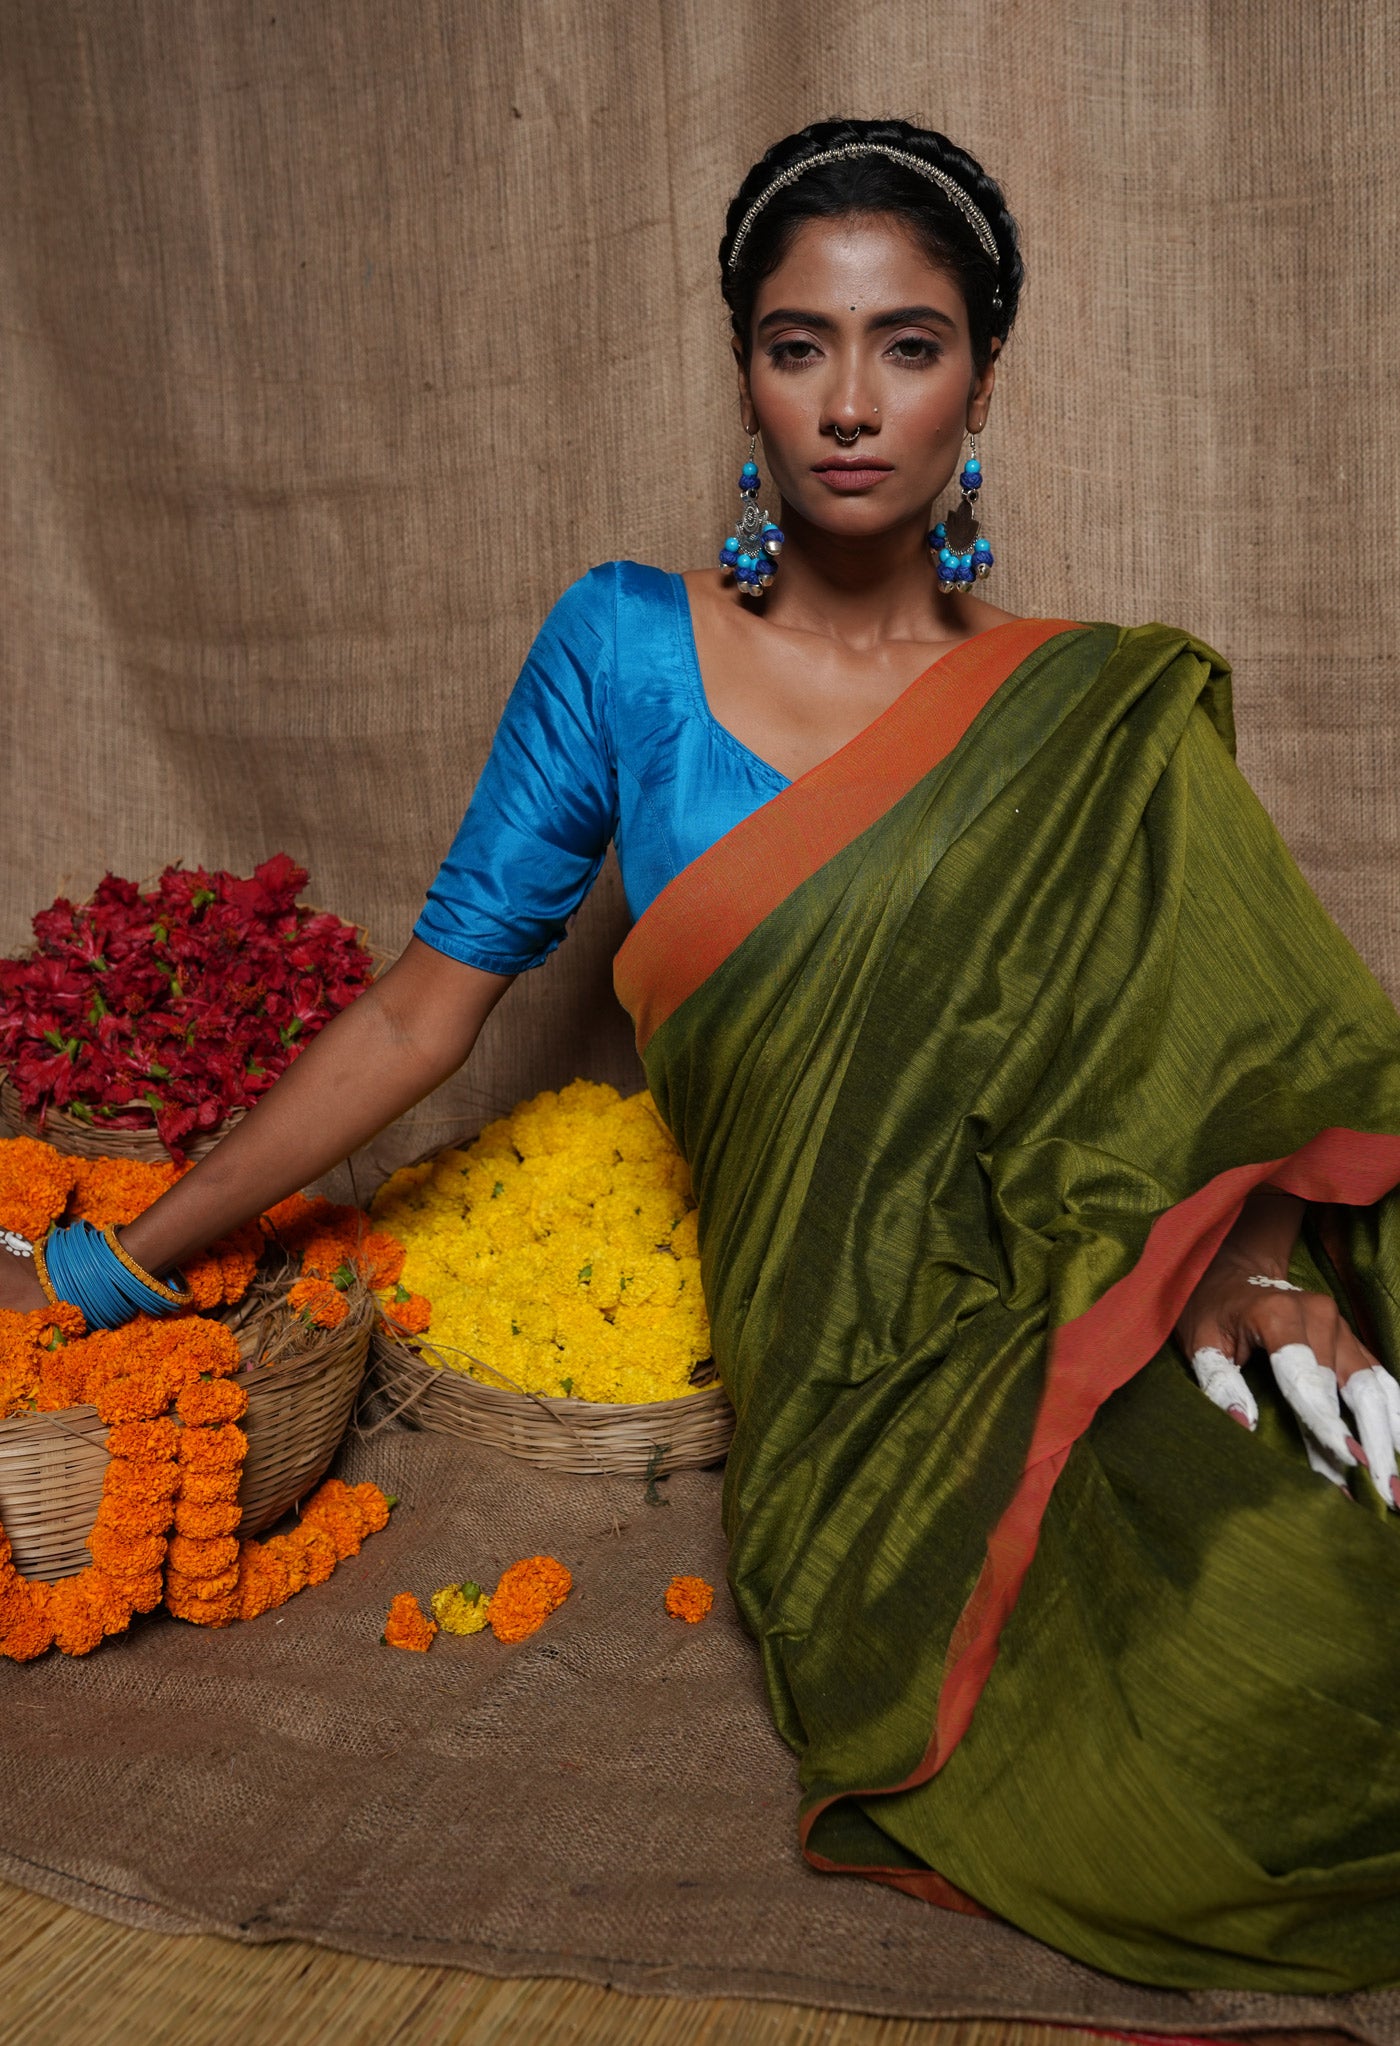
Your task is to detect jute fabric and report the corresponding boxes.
[2,1,1399,2023]
[0,1422,1396,2041]
[2,0,1396,1191]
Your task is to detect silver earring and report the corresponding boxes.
[719,435,785,598]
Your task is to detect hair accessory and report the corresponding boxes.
[928,434,994,594]
[727,143,1000,282]
[1247,1274,1305,1292]
[718,435,784,599]
[40,1218,192,1330]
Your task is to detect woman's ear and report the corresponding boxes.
[966,335,1001,435]
[732,336,757,436]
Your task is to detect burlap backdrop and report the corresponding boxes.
[2,0,1395,1179]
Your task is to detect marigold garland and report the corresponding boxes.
[0,1134,402,1659]
[663,1574,715,1624]
[370,1080,711,1404]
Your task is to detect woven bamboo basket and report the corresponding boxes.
[365,1322,734,1477]
[0,1079,242,1163]
[0,897,379,1164]
[0,1271,374,1580]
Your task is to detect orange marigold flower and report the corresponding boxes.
[48,1574,106,1656]
[259,1532,312,1596]
[34,1347,94,1412]
[487,1555,573,1644]
[0,1582,56,1662]
[381,1289,432,1335]
[175,1379,249,1426]
[346,1481,392,1533]
[105,1459,180,1504]
[234,1546,293,1621]
[296,1229,360,1282]
[167,1560,240,1600]
[163,1317,242,1379]
[287,1277,349,1328]
[384,1591,437,1652]
[166,1532,239,1578]
[91,1373,174,1426]
[353,1231,405,1290]
[283,1524,338,1586]
[93,1496,171,1539]
[87,1527,166,1576]
[165,1585,238,1627]
[0,1138,76,1241]
[106,1416,179,1461]
[117,1568,167,1616]
[299,1498,365,1560]
[173,1498,242,1539]
[176,1465,242,1504]
[83,1569,145,1634]
[182,1256,226,1310]
[177,1422,246,1468]
[68,1157,177,1229]
[663,1574,715,1624]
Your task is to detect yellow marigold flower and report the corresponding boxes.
[431,1580,491,1634]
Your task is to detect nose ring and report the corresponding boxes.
[833,424,860,446]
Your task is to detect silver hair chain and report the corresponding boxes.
[726,143,1001,286]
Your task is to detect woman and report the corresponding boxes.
[6,118,1400,1991]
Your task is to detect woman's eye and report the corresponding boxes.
[887,336,942,364]
[768,339,821,368]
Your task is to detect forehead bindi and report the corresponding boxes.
[755,214,966,330]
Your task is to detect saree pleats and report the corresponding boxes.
[616,621,1400,1990]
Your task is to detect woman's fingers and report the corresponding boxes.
[1190,1345,1258,1428]
[1269,1342,1359,1469]
[1340,1365,1400,1509]
[1301,1431,1354,1492]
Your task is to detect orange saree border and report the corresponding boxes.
[614,615,1079,1051]
[798,1124,1400,1906]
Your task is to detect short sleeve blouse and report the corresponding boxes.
[413,560,790,974]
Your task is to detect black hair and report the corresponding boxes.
[719,117,1023,372]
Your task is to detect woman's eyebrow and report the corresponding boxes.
[867,304,957,333]
[755,304,957,335]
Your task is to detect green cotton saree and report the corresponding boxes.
[613,616,1400,1994]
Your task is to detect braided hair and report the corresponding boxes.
[719,118,1024,372]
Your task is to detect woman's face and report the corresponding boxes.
[737,211,997,538]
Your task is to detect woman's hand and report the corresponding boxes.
[0,1242,47,1315]
[1176,1188,1400,1508]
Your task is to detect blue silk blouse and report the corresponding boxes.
[414,560,791,975]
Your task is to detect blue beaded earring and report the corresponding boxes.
[719,435,785,598]
[929,434,995,594]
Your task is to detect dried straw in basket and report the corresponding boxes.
[0,1270,374,1581]
[364,1321,735,1478]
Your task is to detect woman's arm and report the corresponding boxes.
[0,938,512,1308]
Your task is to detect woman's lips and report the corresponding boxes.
[811,461,894,493]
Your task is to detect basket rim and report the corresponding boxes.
[368,1319,729,1420]
[0,1273,376,1441]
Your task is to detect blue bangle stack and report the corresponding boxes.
[36,1220,192,1331]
